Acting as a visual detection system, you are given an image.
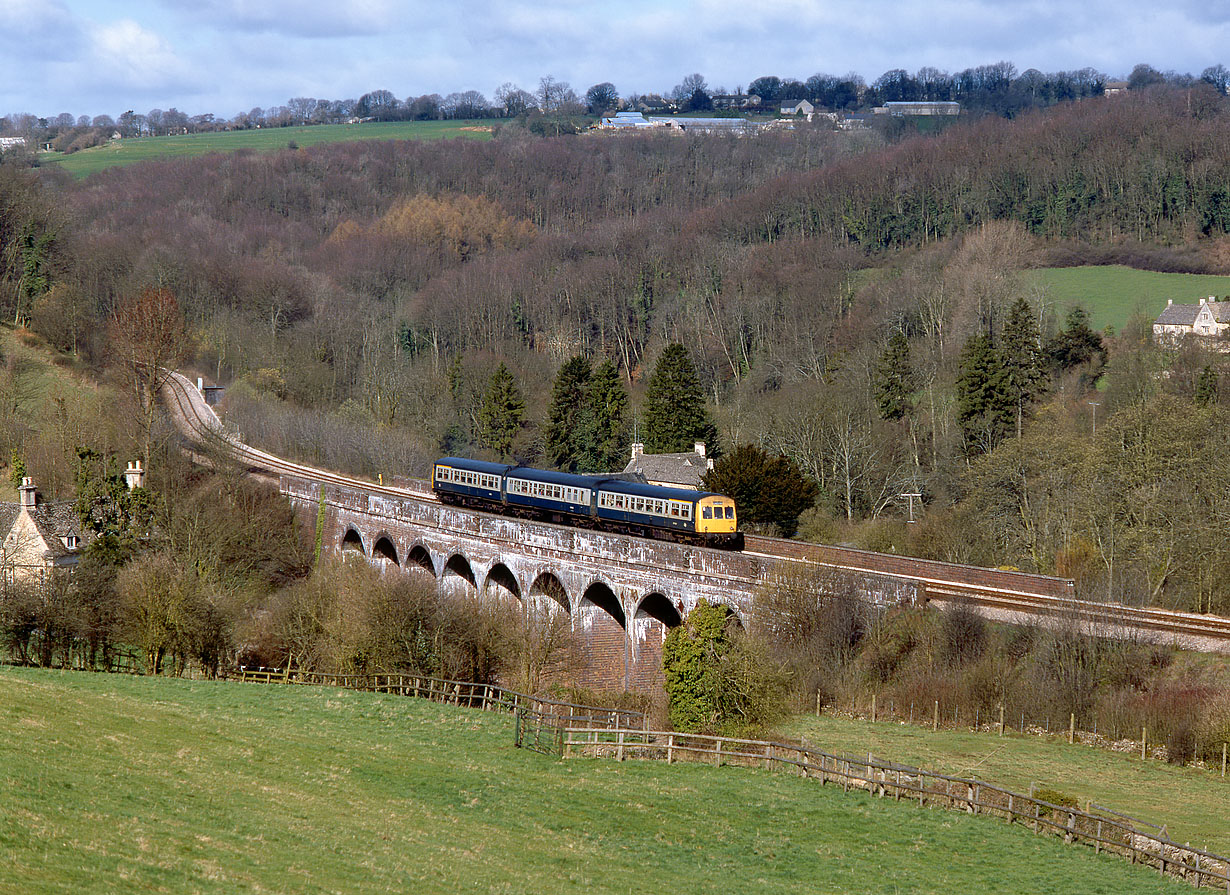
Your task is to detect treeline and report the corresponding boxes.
[6,56,1230,156]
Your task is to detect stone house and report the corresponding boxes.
[1152,297,1230,344]
[622,442,714,490]
[0,478,86,587]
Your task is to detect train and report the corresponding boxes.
[432,457,743,549]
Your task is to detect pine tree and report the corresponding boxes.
[642,343,719,455]
[955,333,1011,456]
[999,297,1046,438]
[873,331,914,421]
[702,444,818,537]
[1196,365,1219,407]
[1046,306,1105,370]
[477,363,524,461]
[576,359,630,472]
[544,355,591,470]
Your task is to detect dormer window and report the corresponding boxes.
[63,535,80,550]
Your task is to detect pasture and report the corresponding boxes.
[1030,266,1230,333]
[784,714,1230,856]
[41,120,494,178]
[0,667,1188,894]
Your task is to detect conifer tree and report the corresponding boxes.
[576,359,630,472]
[477,363,524,461]
[642,343,719,455]
[703,444,818,537]
[1046,306,1105,370]
[873,330,914,421]
[1196,365,1219,407]
[544,355,591,470]
[955,333,1011,456]
[999,297,1047,437]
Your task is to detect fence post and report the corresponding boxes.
[999,704,1005,737]
[933,700,939,731]
[816,691,822,717]
[1007,793,1014,824]
[871,693,877,723]
[1222,742,1227,777]
[764,744,772,770]
[715,738,723,767]
[1095,819,1102,854]
[667,734,675,764]
[617,729,625,762]
[1069,713,1075,745]
[1142,727,1147,761]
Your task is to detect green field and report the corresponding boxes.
[784,714,1230,855]
[41,120,495,178]
[1031,265,1230,333]
[0,668,1192,894]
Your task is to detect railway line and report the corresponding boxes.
[162,371,1230,652]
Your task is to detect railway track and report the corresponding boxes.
[162,371,1230,651]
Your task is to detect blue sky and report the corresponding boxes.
[2,0,1229,119]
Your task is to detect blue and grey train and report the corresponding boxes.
[432,457,742,549]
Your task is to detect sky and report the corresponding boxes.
[2,0,1229,119]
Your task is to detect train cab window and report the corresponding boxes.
[725,506,735,519]
[702,506,712,519]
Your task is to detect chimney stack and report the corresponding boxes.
[631,443,643,459]
[694,441,707,457]
[124,460,145,490]
[18,476,35,508]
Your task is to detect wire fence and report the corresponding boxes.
[830,694,1230,774]
[540,720,1230,891]
[232,666,646,731]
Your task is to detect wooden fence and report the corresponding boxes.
[549,723,1230,891]
[231,666,645,731]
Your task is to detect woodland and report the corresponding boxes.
[2,85,1230,742]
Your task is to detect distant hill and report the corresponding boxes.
[41,120,494,177]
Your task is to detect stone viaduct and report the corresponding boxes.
[282,475,914,689]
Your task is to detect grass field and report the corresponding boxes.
[0,668,1192,894]
[784,714,1230,855]
[42,120,495,178]
[1031,265,1230,333]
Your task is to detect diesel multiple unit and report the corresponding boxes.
[432,457,741,549]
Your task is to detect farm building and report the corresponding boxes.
[1153,297,1230,344]
[622,442,713,490]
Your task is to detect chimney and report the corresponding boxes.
[18,476,35,508]
[1167,299,1173,306]
[694,441,706,457]
[124,460,145,490]
[197,376,205,393]
[631,443,643,459]
[1200,297,1208,306]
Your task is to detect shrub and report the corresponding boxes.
[941,602,986,665]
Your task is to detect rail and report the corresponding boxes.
[554,724,1230,891]
[160,369,1230,651]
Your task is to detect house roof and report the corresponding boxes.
[26,501,85,558]
[1154,299,1230,326]
[622,451,712,488]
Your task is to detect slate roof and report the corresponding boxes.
[27,501,84,558]
[622,450,712,489]
[1154,299,1230,326]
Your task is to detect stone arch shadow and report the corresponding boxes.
[528,571,571,612]
[484,562,521,602]
[405,543,436,577]
[371,532,399,565]
[443,553,477,591]
[341,527,366,555]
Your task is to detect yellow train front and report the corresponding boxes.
[592,480,742,549]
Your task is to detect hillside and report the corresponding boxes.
[0,667,1189,894]
[41,120,494,178]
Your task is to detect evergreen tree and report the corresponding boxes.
[1196,365,1219,407]
[703,444,818,537]
[662,600,733,732]
[642,343,719,455]
[999,297,1046,438]
[955,333,1011,456]
[543,355,591,470]
[1046,306,1105,371]
[576,359,630,472]
[873,331,914,421]
[477,363,524,461]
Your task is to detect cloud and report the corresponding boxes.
[157,0,401,38]
[87,19,191,90]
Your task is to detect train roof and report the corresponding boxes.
[435,457,513,476]
[594,479,725,502]
[505,466,602,489]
